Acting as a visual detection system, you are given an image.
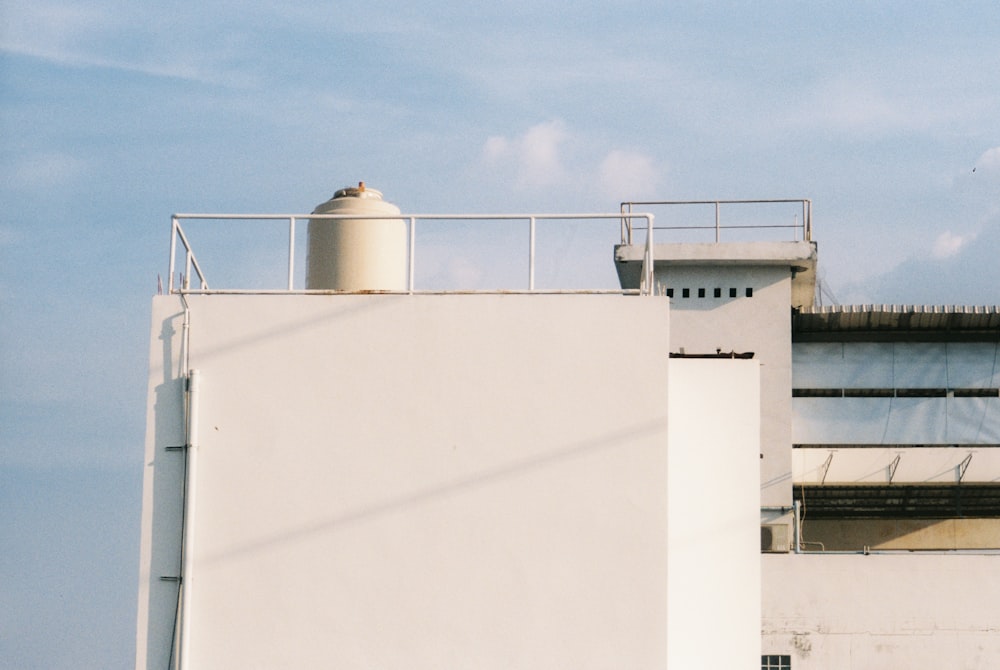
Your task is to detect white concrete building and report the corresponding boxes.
[137,190,1000,669]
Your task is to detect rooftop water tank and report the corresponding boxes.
[306,183,407,291]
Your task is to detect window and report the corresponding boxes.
[762,655,791,670]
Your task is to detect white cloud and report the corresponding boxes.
[0,40,255,87]
[481,120,569,189]
[597,150,660,200]
[442,257,484,288]
[518,120,569,186]
[1,2,106,49]
[482,136,511,162]
[961,146,1000,217]
[0,1,258,87]
[781,69,986,138]
[838,216,1000,306]
[931,231,968,259]
[7,152,87,189]
[790,78,911,133]
[477,124,665,209]
[974,147,1000,173]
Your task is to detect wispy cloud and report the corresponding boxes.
[597,150,660,200]
[931,231,969,259]
[0,42,258,87]
[479,122,665,209]
[1,2,258,87]
[787,77,918,134]
[975,147,1000,173]
[776,55,998,140]
[966,146,1000,216]
[482,120,570,189]
[5,152,87,190]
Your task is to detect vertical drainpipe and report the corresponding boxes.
[178,369,201,669]
[793,500,801,554]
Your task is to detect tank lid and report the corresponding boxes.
[331,181,383,200]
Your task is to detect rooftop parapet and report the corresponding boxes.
[613,199,817,308]
[167,210,658,296]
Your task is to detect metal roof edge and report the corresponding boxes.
[801,304,1000,314]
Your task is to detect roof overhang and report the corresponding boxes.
[614,240,818,309]
[794,305,1000,342]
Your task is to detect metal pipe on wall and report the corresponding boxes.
[178,369,201,670]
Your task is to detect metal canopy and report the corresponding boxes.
[794,305,1000,342]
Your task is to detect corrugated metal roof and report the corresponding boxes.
[794,483,1000,518]
[794,305,1000,341]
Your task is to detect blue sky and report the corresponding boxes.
[2,2,999,667]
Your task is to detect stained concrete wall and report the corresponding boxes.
[800,518,1000,551]
[763,553,1000,669]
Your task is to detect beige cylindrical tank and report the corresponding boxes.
[306,183,407,291]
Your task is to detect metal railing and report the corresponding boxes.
[619,199,812,244]
[168,212,656,295]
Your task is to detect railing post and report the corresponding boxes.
[287,217,296,291]
[408,217,416,294]
[169,217,179,293]
[528,216,536,291]
[714,201,721,242]
[620,204,626,245]
[805,200,812,241]
[620,203,634,245]
[644,214,655,295]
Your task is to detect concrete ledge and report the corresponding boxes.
[614,241,817,309]
[614,241,817,266]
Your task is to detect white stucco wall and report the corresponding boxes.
[667,358,761,668]
[763,553,1000,669]
[137,293,765,669]
[139,294,674,669]
[656,265,793,507]
[135,301,187,670]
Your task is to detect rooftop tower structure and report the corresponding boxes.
[615,200,817,513]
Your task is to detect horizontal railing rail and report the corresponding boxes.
[619,199,812,244]
[168,212,656,295]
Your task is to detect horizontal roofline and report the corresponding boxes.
[794,305,1000,342]
[801,304,1000,314]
